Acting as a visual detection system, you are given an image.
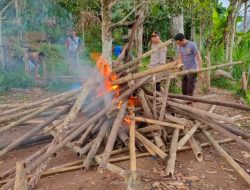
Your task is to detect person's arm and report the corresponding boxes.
[159,47,167,64]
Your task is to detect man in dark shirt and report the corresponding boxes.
[174,33,203,96]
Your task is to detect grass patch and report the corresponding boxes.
[211,77,236,91]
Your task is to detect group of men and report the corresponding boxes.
[26,29,82,78]
[26,29,201,98]
[150,32,202,98]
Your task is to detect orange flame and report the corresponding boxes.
[95,55,119,97]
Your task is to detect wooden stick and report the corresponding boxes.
[14,162,27,190]
[172,107,250,150]
[129,108,136,172]
[165,114,188,126]
[99,100,128,168]
[0,106,69,158]
[202,129,250,186]
[137,125,163,134]
[111,61,178,86]
[168,93,250,111]
[0,88,81,116]
[178,124,199,149]
[135,131,167,159]
[76,140,94,156]
[0,107,37,124]
[112,39,173,73]
[165,128,179,176]
[138,89,153,118]
[159,76,171,121]
[184,128,203,162]
[95,156,126,177]
[83,120,110,169]
[126,116,184,129]
[0,89,81,134]
[158,61,243,82]
[167,101,235,125]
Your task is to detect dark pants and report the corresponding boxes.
[156,82,161,92]
[182,73,197,96]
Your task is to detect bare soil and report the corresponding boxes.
[0,87,249,190]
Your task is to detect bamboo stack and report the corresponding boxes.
[0,38,249,189]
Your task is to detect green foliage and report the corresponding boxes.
[211,77,235,90]
[45,79,72,92]
[169,79,182,94]
[0,67,34,93]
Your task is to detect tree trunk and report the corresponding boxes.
[135,0,146,63]
[190,19,195,41]
[0,16,5,70]
[225,1,242,63]
[243,1,248,33]
[171,14,184,37]
[198,21,203,51]
[15,0,22,43]
[101,0,113,66]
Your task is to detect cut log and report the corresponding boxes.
[14,162,27,190]
[178,124,199,149]
[165,128,179,176]
[215,70,234,80]
[126,116,184,129]
[111,61,178,86]
[167,101,235,125]
[135,131,167,159]
[202,129,250,186]
[0,106,69,158]
[0,89,81,134]
[83,120,111,169]
[168,94,250,111]
[184,128,203,162]
[99,100,128,168]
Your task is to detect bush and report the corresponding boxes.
[0,68,34,93]
[211,77,235,90]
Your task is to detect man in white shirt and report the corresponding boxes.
[150,32,167,91]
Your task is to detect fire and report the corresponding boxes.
[123,117,132,125]
[95,55,119,97]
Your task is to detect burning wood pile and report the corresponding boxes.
[0,39,250,189]
[0,44,250,190]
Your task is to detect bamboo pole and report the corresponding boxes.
[172,107,250,150]
[126,116,184,129]
[165,128,179,176]
[76,140,94,156]
[178,124,199,149]
[167,101,235,125]
[0,88,81,116]
[135,131,167,159]
[0,89,81,134]
[167,93,250,111]
[14,162,27,190]
[83,120,110,169]
[158,61,243,82]
[184,128,203,162]
[137,125,163,134]
[111,61,178,86]
[99,100,128,168]
[112,39,173,73]
[165,114,188,126]
[202,129,250,186]
[138,89,153,118]
[0,107,37,124]
[95,156,127,177]
[129,109,136,172]
[0,106,69,158]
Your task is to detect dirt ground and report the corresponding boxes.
[0,87,250,190]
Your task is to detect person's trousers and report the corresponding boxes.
[182,73,197,96]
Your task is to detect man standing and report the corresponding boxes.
[150,32,167,91]
[65,30,82,69]
[174,33,203,96]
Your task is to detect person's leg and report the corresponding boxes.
[156,82,161,92]
[186,73,197,96]
[182,75,188,95]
